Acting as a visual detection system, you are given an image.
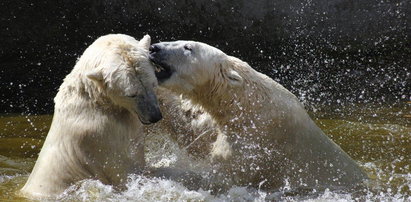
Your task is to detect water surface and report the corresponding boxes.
[0,104,409,201]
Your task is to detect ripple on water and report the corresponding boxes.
[0,109,410,201]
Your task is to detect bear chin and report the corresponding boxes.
[152,61,174,82]
[149,49,174,82]
[155,67,173,82]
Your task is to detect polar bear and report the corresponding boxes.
[149,41,368,191]
[144,87,222,159]
[20,34,162,199]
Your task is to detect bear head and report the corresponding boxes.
[148,41,243,94]
[84,34,162,124]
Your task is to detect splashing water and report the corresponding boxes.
[0,103,410,201]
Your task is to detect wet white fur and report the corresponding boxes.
[155,41,367,190]
[145,88,222,159]
[20,34,157,199]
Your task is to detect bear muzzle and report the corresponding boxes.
[135,92,163,124]
[149,45,174,83]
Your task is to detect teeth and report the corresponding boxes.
[154,64,165,72]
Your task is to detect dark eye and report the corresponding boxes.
[184,44,192,51]
[126,94,137,98]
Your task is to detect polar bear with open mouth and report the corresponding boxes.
[149,40,367,191]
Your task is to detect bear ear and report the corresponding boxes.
[226,69,243,86]
[86,69,104,83]
[138,34,151,50]
[220,57,243,86]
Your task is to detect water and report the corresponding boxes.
[0,104,410,201]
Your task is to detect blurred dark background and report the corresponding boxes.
[0,0,409,114]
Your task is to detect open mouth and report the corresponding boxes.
[149,55,174,82]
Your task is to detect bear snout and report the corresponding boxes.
[148,44,164,64]
[148,111,163,124]
[149,44,174,83]
[139,108,162,124]
[149,44,162,53]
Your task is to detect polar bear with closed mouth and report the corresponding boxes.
[21,34,162,199]
[149,41,367,191]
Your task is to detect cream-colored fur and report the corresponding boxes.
[20,34,160,199]
[145,88,221,159]
[149,41,368,191]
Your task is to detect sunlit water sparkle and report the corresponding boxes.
[0,104,409,201]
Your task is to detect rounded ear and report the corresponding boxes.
[138,34,151,50]
[225,69,243,86]
[220,57,244,86]
[86,69,103,83]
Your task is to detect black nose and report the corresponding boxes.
[149,112,163,123]
[149,45,161,53]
